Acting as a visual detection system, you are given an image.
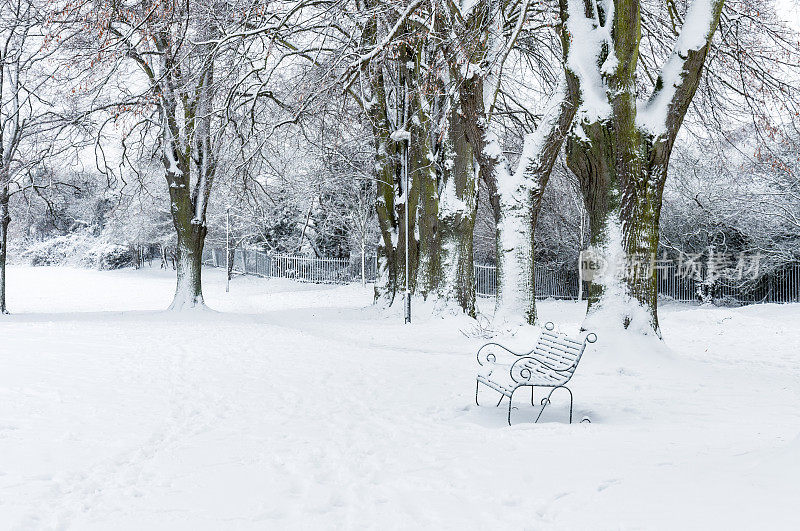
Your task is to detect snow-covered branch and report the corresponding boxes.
[638,0,726,138]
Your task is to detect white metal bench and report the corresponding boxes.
[476,322,597,425]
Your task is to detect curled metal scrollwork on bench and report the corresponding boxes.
[510,356,574,385]
[475,324,598,425]
[476,342,534,367]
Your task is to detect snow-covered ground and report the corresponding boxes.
[1,266,798,529]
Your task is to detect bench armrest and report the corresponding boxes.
[476,342,535,367]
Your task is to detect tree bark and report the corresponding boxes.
[458,19,576,325]
[161,94,209,310]
[0,186,9,314]
[166,162,208,310]
[561,0,724,333]
[432,96,479,316]
[363,6,480,315]
[370,51,424,304]
[171,223,207,310]
[155,28,216,311]
[371,80,401,302]
[494,89,577,325]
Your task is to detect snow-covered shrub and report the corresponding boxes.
[86,242,135,270]
[16,231,135,270]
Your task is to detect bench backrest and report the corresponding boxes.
[535,327,586,370]
[513,323,596,385]
[476,323,597,388]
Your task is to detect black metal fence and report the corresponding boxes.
[203,248,379,284]
[203,248,800,305]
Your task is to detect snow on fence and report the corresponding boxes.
[202,248,800,304]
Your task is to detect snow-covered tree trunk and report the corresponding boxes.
[371,93,406,302]
[415,142,440,301]
[160,69,214,310]
[374,145,400,301]
[481,85,577,325]
[0,186,9,314]
[494,186,537,323]
[434,96,479,316]
[167,165,208,310]
[362,4,396,303]
[87,0,227,310]
[561,0,725,333]
[160,74,206,310]
[452,2,576,325]
[370,51,423,304]
[357,1,483,314]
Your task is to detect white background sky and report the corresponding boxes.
[776,0,800,30]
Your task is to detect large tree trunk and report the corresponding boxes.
[431,0,577,325]
[162,104,209,311]
[170,213,207,310]
[373,116,423,304]
[413,86,445,303]
[566,125,662,331]
[158,36,216,311]
[364,9,479,315]
[561,0,724,334]
[467,81,577,324]
[415,146,440,300]
[167,175,208,309]
[360,5,400,304]
[494,191,538,323]
[371,53,424,304]
[0,187,9,314]
[434,99,479,316]
[374,130,399,302]
[369,60,402,303]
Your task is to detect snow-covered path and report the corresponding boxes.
[1,266,798,529]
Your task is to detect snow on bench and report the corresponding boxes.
[476,322,597,425]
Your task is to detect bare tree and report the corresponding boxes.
[0,0,81,313]
[71,0,263,309]
[431,0,576,324]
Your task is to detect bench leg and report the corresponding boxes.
[507,388,514,426]
[508,386,538,426]
[496,393,505,407]
[535,386,574,424]
[476,380,508,408]
[561,386,574,424]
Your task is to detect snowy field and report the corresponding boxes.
[1,266,799,530]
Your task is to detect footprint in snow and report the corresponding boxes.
[597,478,622,491]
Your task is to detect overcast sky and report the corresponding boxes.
[776,0,800,30]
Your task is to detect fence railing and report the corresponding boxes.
[204,247,379,284]
[654,263,800,304]
[474,264,497,297]
[473,264,579,299]
[203,247,800,305]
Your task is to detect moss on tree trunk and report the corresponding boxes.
[562,0,724,333]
